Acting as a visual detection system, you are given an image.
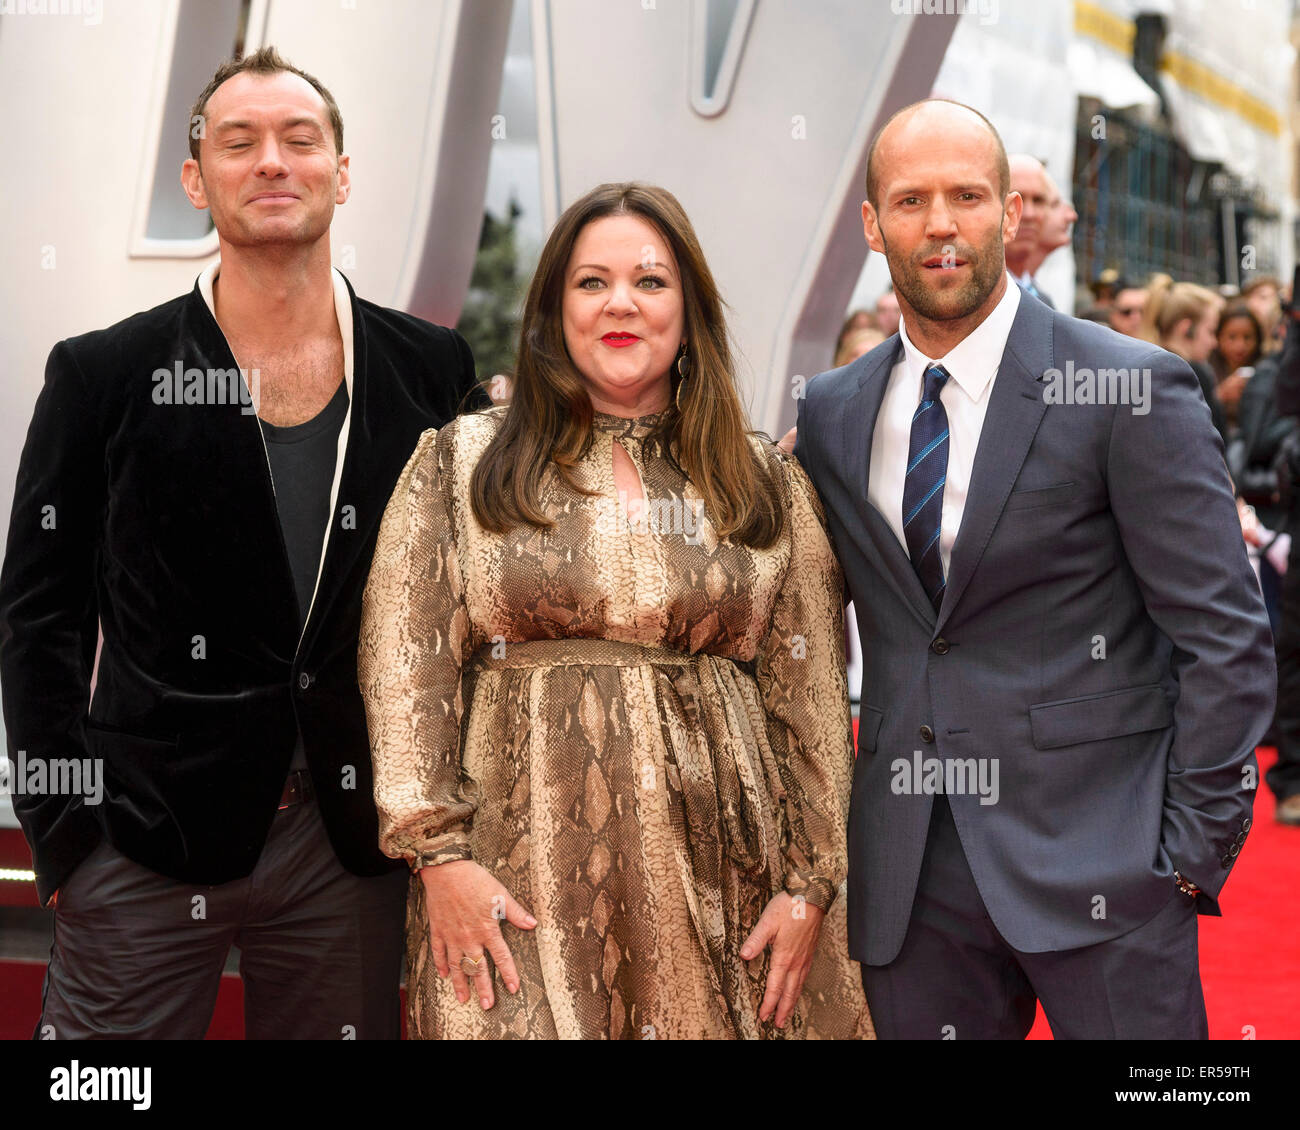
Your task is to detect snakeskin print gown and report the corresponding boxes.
[358,406,873,1039]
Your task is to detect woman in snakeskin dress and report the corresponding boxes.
[358,182,872,1039]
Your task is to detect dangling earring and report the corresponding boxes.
[675,343,690,410]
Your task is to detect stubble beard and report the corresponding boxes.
[207,175,336,252]
[230,206,331,250]
[882,223,1005,323]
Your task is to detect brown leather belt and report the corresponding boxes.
[278,769,313,810]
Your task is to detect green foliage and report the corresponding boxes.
[457,199,525,387]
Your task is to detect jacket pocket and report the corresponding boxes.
[857,705,884,754]
[1028,683,1172,749]
[1004,480,1076,512]
[83,720,183,843]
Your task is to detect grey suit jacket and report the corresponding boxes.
[795,292,1275,966]
[1017,278,1055,310]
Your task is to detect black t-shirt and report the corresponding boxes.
[259,378,349,773]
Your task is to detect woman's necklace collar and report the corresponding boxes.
[590,408,670,439]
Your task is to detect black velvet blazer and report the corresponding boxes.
[0,274,484,905]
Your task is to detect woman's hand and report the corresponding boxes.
[739,891,826,1028]
[419,859,536,1010]
[1238,497,1263,546]
[777,426,798,456]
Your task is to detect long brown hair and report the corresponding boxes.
[470,182,786,548]
[1209,302,1263,381]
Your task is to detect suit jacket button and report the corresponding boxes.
[1229,842,1240,857]
[298,672,313,691]
[919,725,935,743]
[1242,817,1252,831]
[931,638,949,655]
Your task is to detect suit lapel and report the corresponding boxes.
[298,277,369,653]
[935,296,1053,634]
[841,342,936,630]
[183,284,301,638]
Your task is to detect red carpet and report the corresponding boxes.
[0,963,406,1040]
[1027,747,1297,1039]
[0,960,249,1040]
[1183,747,1297,1041]
[2,746,1294,1039]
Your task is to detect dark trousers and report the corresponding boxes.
[861,795,1208,1040]
[1269,553,1300,801]
[36,795,409,1040]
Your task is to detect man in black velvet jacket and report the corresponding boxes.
[0,48,483,1038]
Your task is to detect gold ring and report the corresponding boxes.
[459,954,485,978]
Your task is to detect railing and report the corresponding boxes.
[1071,98,1281,290]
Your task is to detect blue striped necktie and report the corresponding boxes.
[903,363,950,611]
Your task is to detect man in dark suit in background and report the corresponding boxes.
[795,99,1274,1038]
[0,47,483,1038]
[1036,168,1076,300]
[1005,153,1057,308]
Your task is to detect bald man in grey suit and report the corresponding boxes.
[794,100,1274,1039]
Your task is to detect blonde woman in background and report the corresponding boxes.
[1142,273,1229,444]
[834,327,886,368]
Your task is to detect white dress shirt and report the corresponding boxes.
[868,274,1021,576]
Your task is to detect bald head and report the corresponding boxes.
[1038,166,1077,255]
[865,99,1010,210]
[1008,153,1046,180]
[1007,154,1050,270]
[859,99,1021,347]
